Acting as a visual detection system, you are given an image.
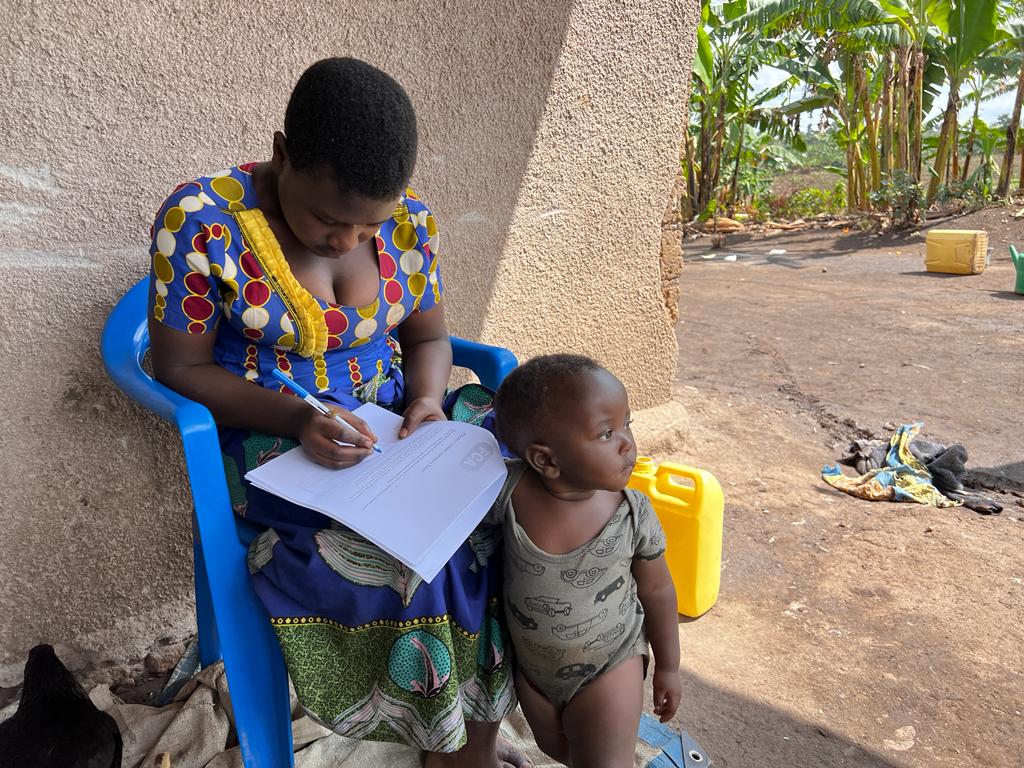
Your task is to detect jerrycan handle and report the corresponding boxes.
[653,464,706,502]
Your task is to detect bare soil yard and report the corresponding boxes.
[660,207,1023,767]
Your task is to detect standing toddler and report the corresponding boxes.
[490,354,681,767]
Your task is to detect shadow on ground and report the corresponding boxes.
[967,460,1024,490]
[678,670,903,768]
[686,229,922,265]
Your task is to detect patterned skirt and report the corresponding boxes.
[220,385,515,752]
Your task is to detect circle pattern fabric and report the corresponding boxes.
[148,164,443,397]
[387,629,453,698]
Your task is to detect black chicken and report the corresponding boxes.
[0,644,122,768]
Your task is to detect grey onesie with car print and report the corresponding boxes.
[492,461,667,708]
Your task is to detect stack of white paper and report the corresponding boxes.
[244,402,507,582]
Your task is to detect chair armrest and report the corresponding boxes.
[450,336,518,391]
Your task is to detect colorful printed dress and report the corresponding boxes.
[148,164,513,751]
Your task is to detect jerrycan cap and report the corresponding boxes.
[633,456,656,474]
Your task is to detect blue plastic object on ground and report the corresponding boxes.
[100,276,518,767]
[638,713,712,767]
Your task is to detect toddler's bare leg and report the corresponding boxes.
[424,720,532,768]
[562,656,644,768]
[514,668,570,764]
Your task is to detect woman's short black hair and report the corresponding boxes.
[284,57,417,200]
[493,354,605,455]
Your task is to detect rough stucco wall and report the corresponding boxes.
[481,0,698,406]
[0,0,698,680]
[661,164,688,325]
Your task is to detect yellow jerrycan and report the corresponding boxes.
[628,457,723,617]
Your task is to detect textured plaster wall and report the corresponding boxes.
[479,5,695,400]
[0,0,698,680]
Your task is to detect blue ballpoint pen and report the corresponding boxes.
[271,368,382,453]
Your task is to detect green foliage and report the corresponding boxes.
[935,0,1000,79]
[934,181,987,208]
[925,0,1003,200]
[964,117,1006,193]
[736,162,777,205]
[694,6,714,88]
[685,0,1024,222]
[769,183,848,218]
[795,131,847,169]
[870,170,925,227]
[741,0,901,38]
[697,197,720,222]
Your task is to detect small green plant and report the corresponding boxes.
[697,197,719,222]
[769,182,846,219]
[935,180,987,209]
[736,163,776,208]
[870,171,924,229]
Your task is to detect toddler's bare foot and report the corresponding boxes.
[422,732,531,768]
[497,735,533,768]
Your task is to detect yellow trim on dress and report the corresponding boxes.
[232,209,328,358]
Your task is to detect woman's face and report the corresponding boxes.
[272,135,402,258]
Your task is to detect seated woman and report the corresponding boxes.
[148,57,526,768]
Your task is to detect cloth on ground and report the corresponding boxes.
[4,661,673,767]
[84,663,418,768]
[823,423,959,508]
[827,423,1002,513]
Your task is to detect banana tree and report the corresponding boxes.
[733,129,802,207]
[925,0,1001,202]
[879,1,952,180]
[690,0,758,216]
[770,42,889,210]
[740,0,910,209]
[684,0,1024,221]
[962,118,1006,198]
[726,74,814,208]
[996,19,1024,196]
[687,0,800,217]
[961,52,1017,182]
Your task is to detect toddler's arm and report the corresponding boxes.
[633,555,681,722]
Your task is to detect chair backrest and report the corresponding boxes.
[102,278,249,545]
[102,276,183,420]
[102,276,296,767]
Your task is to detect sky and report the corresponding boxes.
[755,65,1019,128]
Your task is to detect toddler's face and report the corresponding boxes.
[545,369,637,492]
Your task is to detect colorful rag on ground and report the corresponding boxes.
[822,423,960,507]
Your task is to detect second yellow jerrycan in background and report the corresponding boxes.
[628,457,724,618]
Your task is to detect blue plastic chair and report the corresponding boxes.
[101,276,518,767]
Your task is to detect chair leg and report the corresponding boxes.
[220,608,296,767]
[192,523,295,766]
[193,535,222,667]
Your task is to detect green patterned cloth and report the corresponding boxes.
[219,385,515,752]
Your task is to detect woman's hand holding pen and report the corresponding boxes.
[297,406,378,469]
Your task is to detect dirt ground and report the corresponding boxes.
[660,207,1024,767]
[5,210,1021,766]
